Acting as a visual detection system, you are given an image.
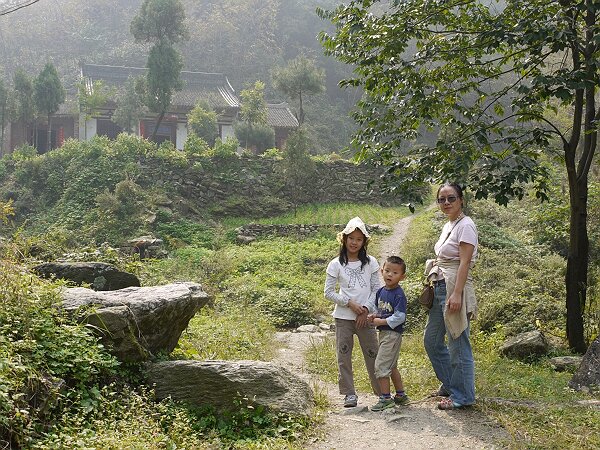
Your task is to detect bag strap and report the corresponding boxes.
[424,214,466,286]
[434,214,465,261]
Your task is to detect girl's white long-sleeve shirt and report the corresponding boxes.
[324,255,381,320]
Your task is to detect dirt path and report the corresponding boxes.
[273,215,511,449]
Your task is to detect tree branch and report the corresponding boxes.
[0,0,41,16]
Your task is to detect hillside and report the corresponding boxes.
[0,135,411,249]
[0,136,598,448]
[0,0,358,152]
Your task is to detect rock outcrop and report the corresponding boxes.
[61,282,210,362]
[548,356,583,372]
[34,261,140,291]
[569,336,600,393]
[500,330,550,360]
[146,360,313,416]
[124,236,164,259]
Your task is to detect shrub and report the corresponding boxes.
[0,199,14,223]
[234,122,275,153]
[261,147,283,159]
[137,246,234,288]
[187,102,219,146]
[183,132,211,157]
[0,259,118,447]
[476,219,520,250]
[474,241,566,337]
[212,136,239,158]
[9,144,38,162]
[154,215,216,248]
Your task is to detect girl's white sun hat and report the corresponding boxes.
[336,216,370,244]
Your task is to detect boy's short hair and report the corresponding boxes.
[385,255,406,274]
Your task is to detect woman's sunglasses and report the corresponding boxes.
[437,196,458,204]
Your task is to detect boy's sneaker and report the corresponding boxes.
[371,397,395,411]
[343,394,358,407]
[394,394,409,405]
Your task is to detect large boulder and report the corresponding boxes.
[569,336,600,393]
[548,356,583,372]
[146,360,313,416]
[125,235,164,259]
[34,261,140,291]
[500,330,550,360]
[61,282,210,362]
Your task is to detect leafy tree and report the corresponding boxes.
[78,79,113,140]
[184,0,283,88]
[280,128,315,216]
[130,0,188,44]
[111,77,147,134]
[272,54,325,125]
[239,80,268,128]
[237,80,268,152]
[9,69,35,145]
[318,0,600,352]
[144,42,183,136]
[234,122,275,154]
[187,102,218,146]
[33,62,65,152]
[131,0,188,141]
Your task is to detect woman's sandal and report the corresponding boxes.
[437,397,463,410]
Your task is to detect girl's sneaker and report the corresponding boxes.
[343,394,358,407]
[394,393,409,405]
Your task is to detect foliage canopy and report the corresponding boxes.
[187,102,219,146]
[33,62,65,120]
[319,0,600,352]
[131,0,188,141]
[130,0,188,44]
[272,54,326,125]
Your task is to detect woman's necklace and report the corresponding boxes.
[450,212,465,224]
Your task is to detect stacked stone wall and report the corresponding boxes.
[139,156,404,217]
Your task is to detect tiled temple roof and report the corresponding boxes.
[81,64,240,110]
[266,102,299,128]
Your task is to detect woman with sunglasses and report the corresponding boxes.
[424,182,478,410]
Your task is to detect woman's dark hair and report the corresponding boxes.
[338,232,369,268]
[437,182,464,200]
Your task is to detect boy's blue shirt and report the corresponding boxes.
[375,285,407,333]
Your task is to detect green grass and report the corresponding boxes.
[221,202,416,228]
[174,307,279,361]
[7,195,599,449]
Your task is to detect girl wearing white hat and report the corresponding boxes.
[324,216,382,407]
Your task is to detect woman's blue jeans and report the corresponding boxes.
[423,281,475,406]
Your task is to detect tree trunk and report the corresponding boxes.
[47,113,52,151]
[298,92,305,125]
[151,110,166,142]
[566,176,588,353]
[1,102,5,152]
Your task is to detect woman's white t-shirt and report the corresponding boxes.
[434,215,478,262]
[324,255,381,320]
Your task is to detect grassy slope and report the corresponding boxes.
[1,138,598,447]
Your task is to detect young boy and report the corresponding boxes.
[367,255,409,411]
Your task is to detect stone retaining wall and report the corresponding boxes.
[138,156,406,218]
[235,222,391,243]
